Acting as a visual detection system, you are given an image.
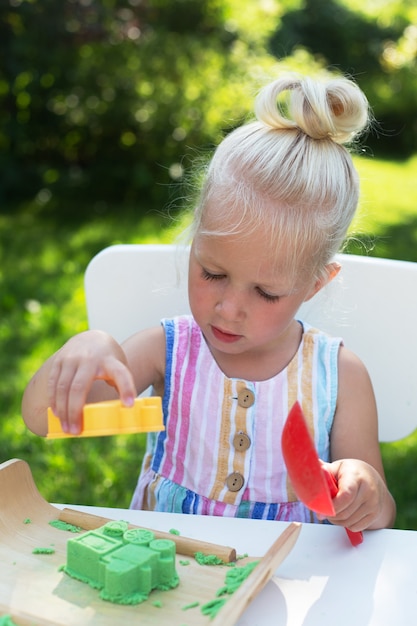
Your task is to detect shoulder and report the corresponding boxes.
[123,324,166,349]
[337,345,373,393]
[122,325,167,394]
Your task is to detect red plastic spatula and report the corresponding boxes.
[282,401,363,546]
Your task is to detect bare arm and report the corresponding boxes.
[328,346,396,530]
[22,326,166,437]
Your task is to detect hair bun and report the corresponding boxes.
[254,74,370,144]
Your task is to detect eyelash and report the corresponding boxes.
[256,288,280,303]
[202,268,223,282]
[201,269,280,303]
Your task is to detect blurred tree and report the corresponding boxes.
[269,0,417,155]
[0,0,415,218]
[0,0,279,218]
[0,0,223,214]
[270,0,403,74]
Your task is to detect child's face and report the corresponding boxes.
[188,226,319,363]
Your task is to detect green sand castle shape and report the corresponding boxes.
[63,520,179,604]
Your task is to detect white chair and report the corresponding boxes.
[85,244,417,443]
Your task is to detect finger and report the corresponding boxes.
[65,363,102,434]
[64,359,136,434]
[97,357,137,406]
[47,359,76,433]
[47,359,62,415]
[345,507,375,532]
[329,494,377,531]
[51,358,95,433]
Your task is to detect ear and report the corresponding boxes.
[304,262,341,303]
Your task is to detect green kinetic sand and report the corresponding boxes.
[49,519,82,533]
[32,547,55,555]
[63,521,179,604]
[0,616,19,626]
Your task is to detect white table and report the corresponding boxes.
[54,504,417,626]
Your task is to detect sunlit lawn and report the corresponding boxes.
[351,154,417,263]
[1,154,417,528]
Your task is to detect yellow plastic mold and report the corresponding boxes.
[47,397,164,438]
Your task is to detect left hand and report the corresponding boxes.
[321,459,388,532]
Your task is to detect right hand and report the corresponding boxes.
[47,330,137,434]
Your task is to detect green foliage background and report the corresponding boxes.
[2,0,416,214]
[1,0,417,528]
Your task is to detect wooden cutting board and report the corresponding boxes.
[0,459,300,625]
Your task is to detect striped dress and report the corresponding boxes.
[131,315,341,522]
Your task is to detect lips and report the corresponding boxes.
[211,325,242,343]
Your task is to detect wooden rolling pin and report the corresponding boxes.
[59,507,237,562]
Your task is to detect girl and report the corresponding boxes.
[22,72,396,531]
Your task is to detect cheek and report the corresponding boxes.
[251,301,296,334]
[188,277,212,317]
[253,307,281,331]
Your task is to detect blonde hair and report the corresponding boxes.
[191,73,371,283]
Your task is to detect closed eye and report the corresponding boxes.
[256,287,280,303]
[201,268,280,302]
[201,268,225,281]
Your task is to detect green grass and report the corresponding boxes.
[1,154,417,527]
[356,155,417,230]
[351,155,417,529]
[350,154,417,262]
[0,210,184,509]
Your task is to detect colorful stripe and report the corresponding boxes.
[131,316,340,523]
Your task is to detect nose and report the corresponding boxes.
[214,285,246,321]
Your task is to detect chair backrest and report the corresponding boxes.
[85,244,417,442]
